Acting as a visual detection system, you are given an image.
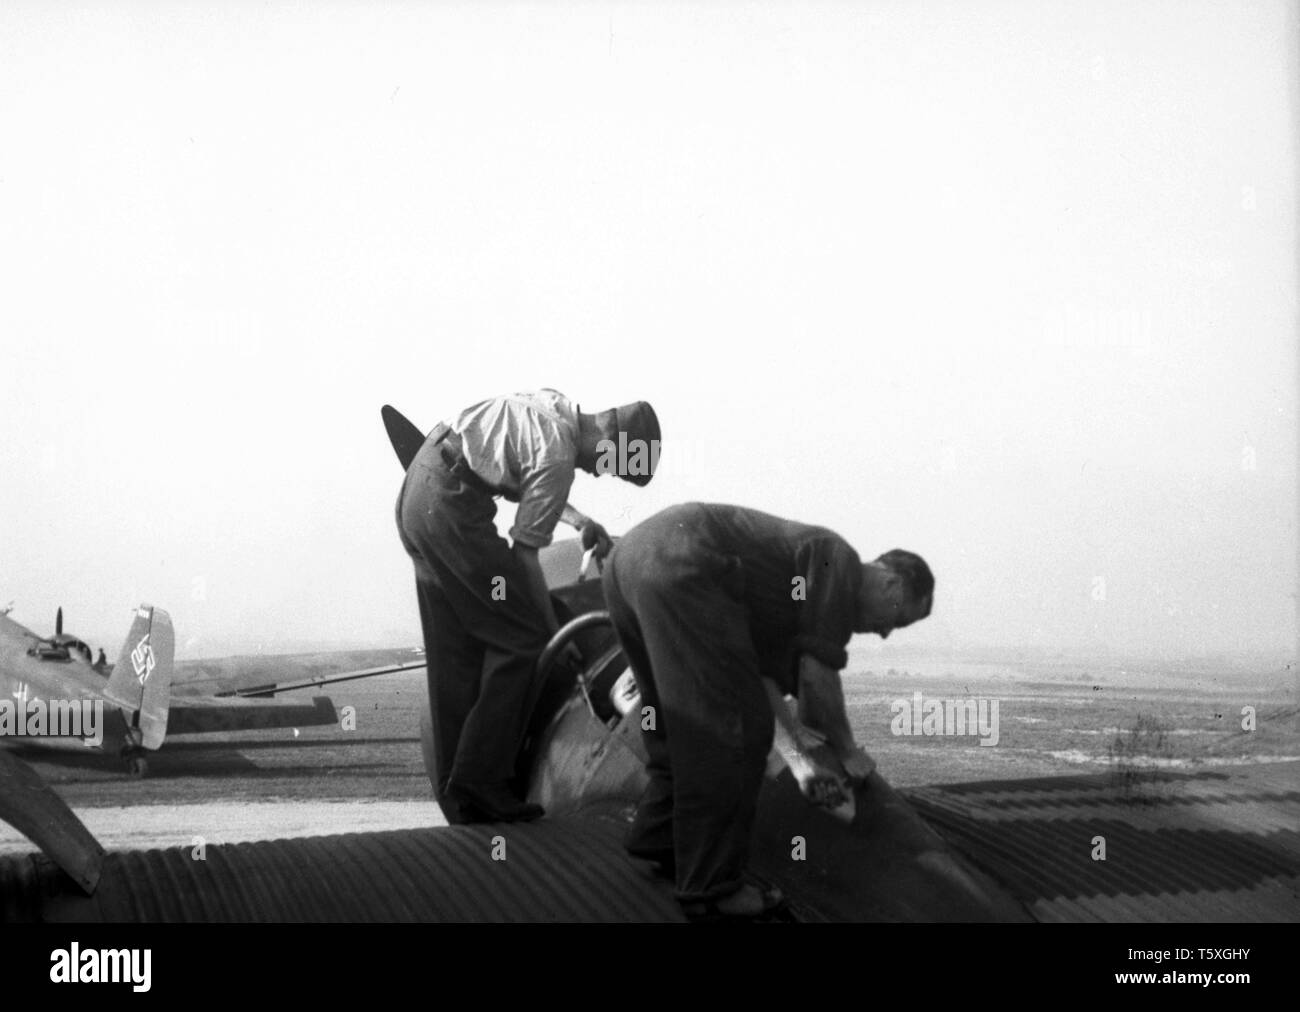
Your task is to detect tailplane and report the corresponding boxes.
[104,605,174,750]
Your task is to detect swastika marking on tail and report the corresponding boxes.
[131,635,155,684]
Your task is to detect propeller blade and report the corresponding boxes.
[382,405,426,471]
[56,606,63,637]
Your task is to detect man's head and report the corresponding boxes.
[856,549,934,638]
[576,400,661,486]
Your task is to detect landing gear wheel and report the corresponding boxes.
[121,735,148,778]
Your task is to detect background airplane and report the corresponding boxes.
[0,605,339,777]
[0,600,427,895]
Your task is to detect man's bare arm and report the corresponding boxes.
[559,504,589,529]
[512,543,560,634]
[796,656,856,756]
[796,655,876,783]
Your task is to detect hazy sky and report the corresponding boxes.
[1,1,1295,663]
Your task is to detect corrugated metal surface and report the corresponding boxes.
[531,692,1032,922]
[903,761,1300,922]
[0,814,685,923]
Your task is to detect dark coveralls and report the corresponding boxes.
[395,424,552,823]
[601,502,862,903]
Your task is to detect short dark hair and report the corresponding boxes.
[874,549,934,602]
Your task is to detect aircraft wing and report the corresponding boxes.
[164,695,338,735]
[221,660,427,699]
[3,809,689,921]
[903,760,1300,922]
[173,648,425,699]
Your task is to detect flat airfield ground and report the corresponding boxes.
[1,660,1295,853]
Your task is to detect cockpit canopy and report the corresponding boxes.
[27,636,93,664]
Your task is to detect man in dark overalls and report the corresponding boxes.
[396,389,659,824]
[601,502,934,918]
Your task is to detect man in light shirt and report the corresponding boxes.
[396,389,660,824]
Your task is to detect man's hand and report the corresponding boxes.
[790,755,849,809]
[840,748,876,785]
[579,519,613,561]
[556,641,585,674]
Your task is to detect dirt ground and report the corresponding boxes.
[1,668,438,853]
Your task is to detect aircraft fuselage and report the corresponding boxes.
[0,614,128,754]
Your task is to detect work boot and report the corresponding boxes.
[447,781,544,823]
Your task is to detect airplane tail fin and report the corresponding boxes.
[104,605,174,750]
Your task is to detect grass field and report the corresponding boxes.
[845,659,1298,790]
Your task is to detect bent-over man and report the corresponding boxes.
[600,502,933,919]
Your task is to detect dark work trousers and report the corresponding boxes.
[600,504,775,904]
[395,426,552,823]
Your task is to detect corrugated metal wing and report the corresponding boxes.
[903,762,1300,922]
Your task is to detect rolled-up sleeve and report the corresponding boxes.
[510,458,576,548]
